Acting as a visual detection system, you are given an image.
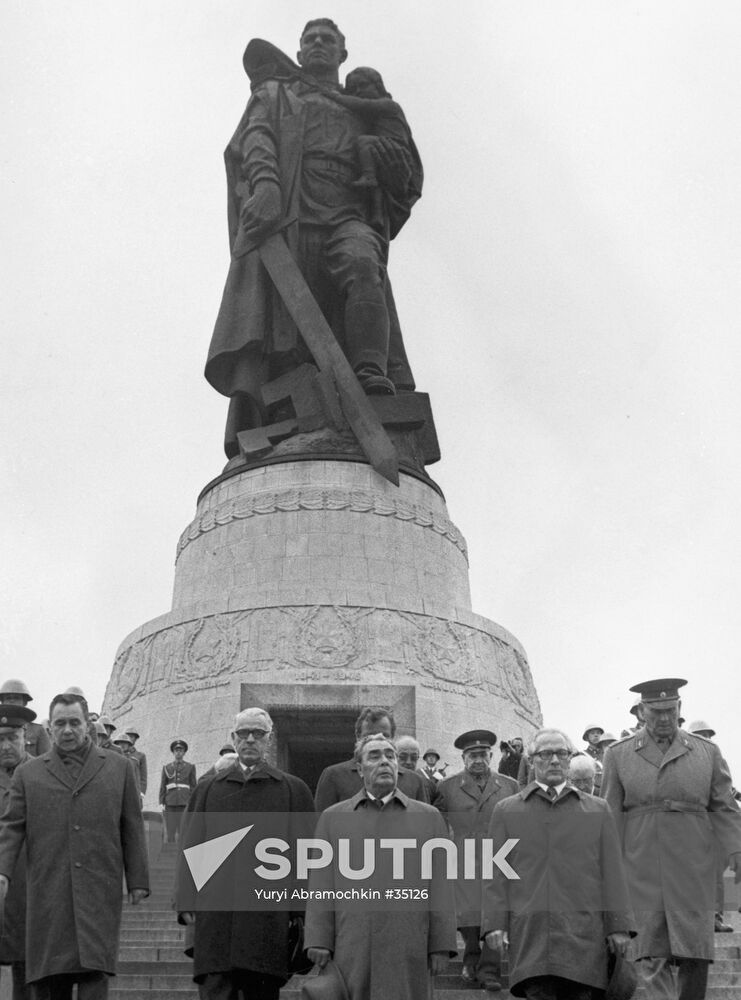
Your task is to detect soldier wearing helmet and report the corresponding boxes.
[124,727,148,796]
[0,680,50,758]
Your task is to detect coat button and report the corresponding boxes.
[74,862,82,868]
[73,825,81,831]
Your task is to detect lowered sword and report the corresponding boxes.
[254,231,399,486]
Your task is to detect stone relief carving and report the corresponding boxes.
[103,606,539,722]
[184,616,242,679]
[287,606,370,669]
[176,487,467,562]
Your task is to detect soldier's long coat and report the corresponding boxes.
[481,784,634,996]
[0,754,30,963]
[0,745,149,983]
[602,729,741,961]
[435,769,518,925]
[304,790,457,1000]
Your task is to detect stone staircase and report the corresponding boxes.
[109,843,741,1000]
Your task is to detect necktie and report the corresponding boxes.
[547,786,557,800]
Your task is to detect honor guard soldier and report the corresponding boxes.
[421,749,444,784]
[97,715,123,754]
[0,680,50,758]
[124,728,148,796]
[111,733,143,796]
[159,740,197,842]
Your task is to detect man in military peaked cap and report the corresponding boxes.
[159,740,197,843]
[602,678,741,1000]
[0,680,50,758]
[435,729,518,991]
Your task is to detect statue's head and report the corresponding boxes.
[298,18,347,79]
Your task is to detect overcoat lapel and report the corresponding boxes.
[74,747,107,793]
[43,751,76,790]
[634,738,665,770]
[458,776,482,803]
[659,736,691,770]
[479,775,505,807]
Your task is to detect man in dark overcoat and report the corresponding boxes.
[305,733,457,1000]
[159,739,197,842]
[602,678,741,1000]
[482,727,634,999]
[0,704,35,1000]
[315,707,429,809]
[177,707,315,1000]
[0,692,149,1000]
[435,729,518,991]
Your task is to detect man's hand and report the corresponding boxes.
[128,889,149,905]
[307,947,331,969]
[606,932,631,956]
[179,911,196,925]
[429,952,448,975]
[239,180,282,240]
[372,137,412,197]
[484,930,508,953]
[729,852,741,883]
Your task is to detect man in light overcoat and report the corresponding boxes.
[482,728,634,999]
[602,677,741,1000]
[305,732,457,1000]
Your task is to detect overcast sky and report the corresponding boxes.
[3,2,741,774]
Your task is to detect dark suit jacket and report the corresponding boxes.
[315,758,430,812]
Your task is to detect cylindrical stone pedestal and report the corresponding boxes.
[104,461,541,806]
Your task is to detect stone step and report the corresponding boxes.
[119,947,187,962]
[116,975,195,990]
[119,931,185,943]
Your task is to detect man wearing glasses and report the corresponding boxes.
[482,728,634,1000]
[177,708,315,1000]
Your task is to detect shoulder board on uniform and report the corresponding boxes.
[681,730,715,750]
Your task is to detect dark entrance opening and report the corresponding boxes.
[271,707,357,793]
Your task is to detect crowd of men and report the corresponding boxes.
[0,677,739,1000]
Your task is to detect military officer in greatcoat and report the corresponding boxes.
[602,678,741,1000]
[0,704,36,1000]
[159,740,197,842]
[435,729,518,992]
[0,680,50,759]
